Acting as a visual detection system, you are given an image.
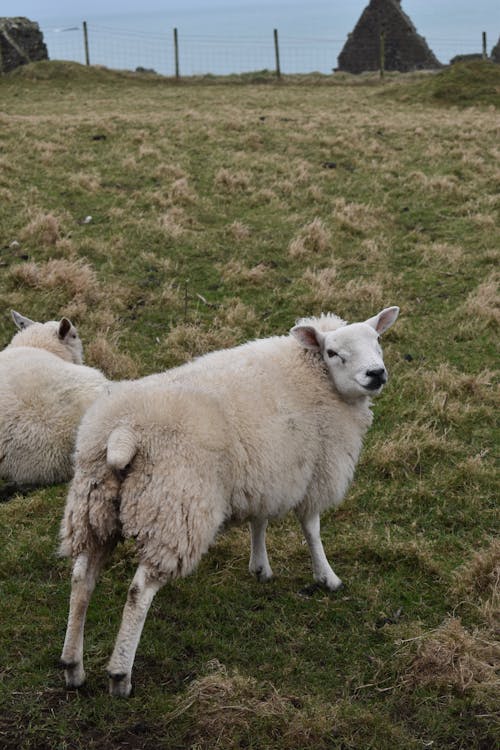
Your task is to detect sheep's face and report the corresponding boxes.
[291,306,399,401]
[49,318,84,364]
[10,310,84,364]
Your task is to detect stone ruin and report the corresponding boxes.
[492,37,500,64]
[337,0,442,74]
[0,17,48,74]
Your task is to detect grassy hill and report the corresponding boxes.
[0,62,498,749]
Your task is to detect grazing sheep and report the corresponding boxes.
[60,306,399,697]
[0,310,108,486]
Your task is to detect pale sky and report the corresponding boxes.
[3,1,499,27]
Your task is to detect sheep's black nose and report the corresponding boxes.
[366,368,387,388]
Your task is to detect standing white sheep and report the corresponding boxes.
[60,306,399,697]
[0,310,108,486]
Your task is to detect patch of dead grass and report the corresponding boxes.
[397,618,499,703]
[220,259,270,285]
[19,211,64,246]
[85,335,139,379]
[162,322,239,366]
[364,422,460,479]
[227,220,251,241]
[332,197,384,234]
[462,273,500,327]
[215,168,250,192]
[169,177,197,206]
[288,218,331,257]
[419,242,464,264]
[302,269,386,311]
[167,660,404,750]
[9,258,101,306]
[452,538,500,606]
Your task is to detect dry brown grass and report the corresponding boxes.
[9,258,101,307]
[399,618,499,700]
[215,168,250,192]
[302,268,386,312]
[166,660,369,750]
[227,220,251,241]
[364,422,459,479]
[169,177,197,206]
[452,538,500,605]
[462,273,500,327]
[161,322,239,366]
[332,197,384,234]
[69,171,101,192]
[221,259,270,285]
[419,241,464,265]
[85,335,139,379]
[159,207,189,238]
[288,217,331,257]
[19,211,64,246]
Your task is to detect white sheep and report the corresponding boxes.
[0,310,108,486]
[60,306,399,697]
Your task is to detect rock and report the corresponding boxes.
[491,37,500,64]
[337,0,442,74]
[0,17,48,73]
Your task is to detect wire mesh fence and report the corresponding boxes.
[41,23,492,78]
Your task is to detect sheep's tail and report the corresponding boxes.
[106,424,138,471]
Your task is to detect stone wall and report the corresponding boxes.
[0,17,48,73]
[338,0,441,74]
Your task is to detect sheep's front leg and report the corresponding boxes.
[248,517,273,581]
[107,563,162,697]
[61,548,108,688]
[297,511,343,591]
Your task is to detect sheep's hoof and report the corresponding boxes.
[108,671,132,698]
[298,580,344,597]
[61,659,86,689]
[254,566,273,583]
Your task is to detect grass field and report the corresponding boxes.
[0,60,498,749]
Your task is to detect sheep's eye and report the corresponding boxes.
[377,336,381,343]
[326,349,337,358]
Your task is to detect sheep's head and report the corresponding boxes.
[10,310,84,364]
[291,306,399,401]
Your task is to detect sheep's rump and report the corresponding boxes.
[61,386,233,577]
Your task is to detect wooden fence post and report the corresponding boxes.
[274,28,281,79]
[174,27,180,79]
[379,31,385,79]
[83,21,90,66]
[482,31,487,59]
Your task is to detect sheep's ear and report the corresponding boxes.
[291,325,324,352]
[58,317,73,340]
[364,306,399,335]
[11,310,35,330]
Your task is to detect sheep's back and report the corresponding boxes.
[0,348,107,483]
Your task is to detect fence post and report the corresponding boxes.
[379,31,385,79]
[174,27,180,79]
[83,21,90,65]
[482,31,487,59]
[274,28,281,79]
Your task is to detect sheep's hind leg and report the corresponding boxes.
[297,511,343,592]
[248,517,273,581]
[107,563,163,698]
[61,547,109,688]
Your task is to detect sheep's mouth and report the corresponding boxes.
[363,379,386,392]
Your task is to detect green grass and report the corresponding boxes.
[0,61,498,749]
